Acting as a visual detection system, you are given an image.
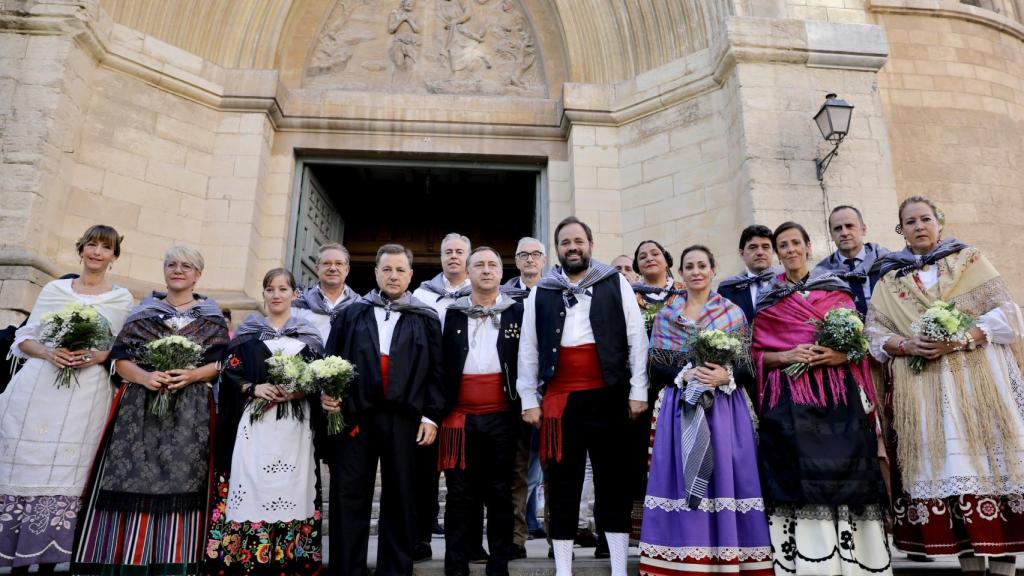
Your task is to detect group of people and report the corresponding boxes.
[0,195,1023,576]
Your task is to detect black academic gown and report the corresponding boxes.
[324,299,443,576]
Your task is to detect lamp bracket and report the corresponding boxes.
[815,135,845,181]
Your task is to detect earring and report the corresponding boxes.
[894,224,903,234]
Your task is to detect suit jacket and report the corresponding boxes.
[717,276,757,323]
[326,300,445,423]
[441,301,524,415]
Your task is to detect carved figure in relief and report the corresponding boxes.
[388,0,421,70]
[495,0,535,88]
[438,0,491,75]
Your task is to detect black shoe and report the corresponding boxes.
[574,527,598,548]
[413,542,433,563]
[594,532,609,559]
[528,526,547,539]
[469,547,489,564]
[432,521,445,535]
[906,554,934,562]
[510,544,527,560]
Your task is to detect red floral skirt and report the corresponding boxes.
[893,492,1024,556]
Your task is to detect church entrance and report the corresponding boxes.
[288,158,546,294]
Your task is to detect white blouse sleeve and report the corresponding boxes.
[977,302,1024,346]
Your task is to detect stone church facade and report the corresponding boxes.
[1,0,1022,322]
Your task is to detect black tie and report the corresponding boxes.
[845,258,868,317]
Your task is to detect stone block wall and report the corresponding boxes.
[873,1,1024,298]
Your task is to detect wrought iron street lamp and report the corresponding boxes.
[813,93,854,181]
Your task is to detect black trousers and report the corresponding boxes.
[545,387,632,540]
[443,412,518,576]
[414,441,441,546]
[329,406,420,576]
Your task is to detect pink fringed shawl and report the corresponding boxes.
[752,288,876,412]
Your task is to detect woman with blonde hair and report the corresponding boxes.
[72,245,229,576]
[0,225,133,574]
[867,196,1024,576]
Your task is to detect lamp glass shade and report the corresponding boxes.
[813,94,854,141]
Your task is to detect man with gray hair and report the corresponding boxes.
[502,236,546,301]
[292,242,358,343]
[411,232,475,562]
[413,232,473,326]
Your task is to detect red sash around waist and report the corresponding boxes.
[438,373,509,470]
[380,355,389,397]
[540,344,604,463]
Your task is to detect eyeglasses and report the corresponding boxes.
[165,261,197,273]
[516,251,544,261]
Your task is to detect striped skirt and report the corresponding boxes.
[74,506,205,576]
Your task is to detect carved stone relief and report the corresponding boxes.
[306,0,546,96]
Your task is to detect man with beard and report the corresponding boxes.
[439,246,523,576]
[501,236,546,301]
[292,242,358,343]
[518,216,649,576]
[322,243,444,576]
[717,224,777,322]
[813,205,890,317]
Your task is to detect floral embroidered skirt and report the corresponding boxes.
[893,493,1024,556]
[0,495,80,567]
[639,385,774,575]
[768,505,891,576]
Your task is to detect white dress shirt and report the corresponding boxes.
[372,306,435,426]
[463,295,504,375]
[840,247,873,301]
[517,273,648,411]
[745,268,774,305]
[413,277,471,329]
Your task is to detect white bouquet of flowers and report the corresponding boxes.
[784,308,867,378]
[308,356,357,435]
[251,350,314,423]
[908,300,973,373]
[139,335,204,417]
[39,303,111,389]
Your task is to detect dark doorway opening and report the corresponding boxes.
[295,161,541,295]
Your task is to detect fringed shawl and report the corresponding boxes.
[752,280,877,412]
[649,291,747,354]
[866,246,1024,479]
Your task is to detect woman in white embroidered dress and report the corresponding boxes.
[203,268,324,576]
[866,196,1024,576]
[0,225,133,574]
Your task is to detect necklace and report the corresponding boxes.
[167,296,195,308]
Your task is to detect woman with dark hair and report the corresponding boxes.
[632,240,684,333]
[867,196,1024,576]
[204,268,325,576]
[640,245,772,576]
[752,222,891,575]
[73,245,229,576]
[0,226,133,574]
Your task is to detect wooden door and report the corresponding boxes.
[292,166,344,289]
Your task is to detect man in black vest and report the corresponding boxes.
[812,205,890,317]
[439,246,523,576]
[517,216,649,576]
[717,224,777,322]
[322,243,444,576]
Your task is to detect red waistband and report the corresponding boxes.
[380,355,389,397]
[439,372,509,471]
[541,345,604,463]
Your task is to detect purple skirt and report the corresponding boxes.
[0,494,80,567]
[640,385,773,575]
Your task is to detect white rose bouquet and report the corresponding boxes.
[252,351,313,423]
[39,303,111,389]
[138,335,204,417]
[784,307,868,378]
[308,355,357,435]
[908,300,973,373]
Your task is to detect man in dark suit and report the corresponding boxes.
[439,246,524,576]
[322,243,445,576]
[812,205,890,318]
[717,224,777,322]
